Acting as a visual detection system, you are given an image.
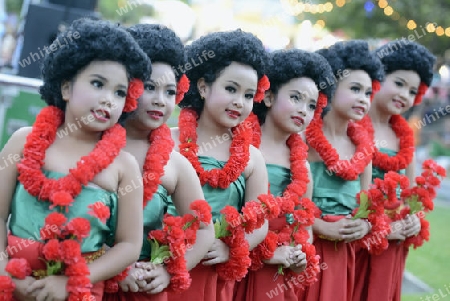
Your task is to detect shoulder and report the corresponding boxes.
[3,126,33,154]
[245,144,265,177]
[116,149,140,171]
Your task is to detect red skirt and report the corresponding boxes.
[365,241,409,301]
[297,237,356,301]
[166,263,217,301]
[7,234,104,300]
[103,291,167,301]
[234,265,298,301]
[352,243,370,300]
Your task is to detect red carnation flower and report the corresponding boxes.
[0,275,15,296]
[123,78,144,112]
[65,258,90,276]
[5,258,31,279]
[190,200,212,224]
[254,75,270,103]
[221,206,242,229]
[42,239,62,262]
[176,74,190,104]
[49,191,74,210]
[65,218,91,241]
[67,276,93,293]
[88,202,110,224]
[60,240,82,265]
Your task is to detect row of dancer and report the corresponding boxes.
[0,18,442,301]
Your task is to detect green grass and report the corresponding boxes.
[401,204,450,301]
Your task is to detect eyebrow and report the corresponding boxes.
[227,80,256,92]
[395,77,417,90]
[148,79,177,87]
[91,74,127,90]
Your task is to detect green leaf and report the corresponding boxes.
[149,239,172,264]
[353,192,373,220]
[214,215,230,239]
[46,260,63,276]
[406,195,423,214]
[277,265,284,275]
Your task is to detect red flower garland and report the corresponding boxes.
[15,106,124,298]
[142,124,174,208]
[0,276,15,301]
[178,108,252,188]
[147,200,212,292]
[176,74,190,105]
[306,120,373,181]
[360,115,414,172]
[400,159,446,249]
[245,112,261,148]
[254,75,270,103]
[213,206,251,281]
[123,78,144,112]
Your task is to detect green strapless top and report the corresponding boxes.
[310,161,360,216]
[167,156,245,221]
[9,170,118,253]
[372,148,406,198]
[140,185,169,261]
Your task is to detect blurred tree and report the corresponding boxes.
[98,0,154,24]
[300,0,450,56]
[6,0,23,15]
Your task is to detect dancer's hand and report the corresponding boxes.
[137,264,171,294]
[13,276,37,301]
[339,217,371,243]
[387,220,406,241]
[290,245,307,272]
[119,266,146,293]
[27,275,68,301]
[403,214,421,237]
[202,239,229,265]
[263,246,295,268]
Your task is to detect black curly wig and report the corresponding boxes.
[127,24,185,81]
[179,29,268,115]
[316,40,384,115]
[253,49,335,124]
[375,41,435,87]
[39,18,151,111]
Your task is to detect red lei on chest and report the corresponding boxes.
[178,108,251,188]
[18,106,125,203]
[142,124,174,208]
[15,106,126,300]
[306,118,373,180]
[360,115,414,172]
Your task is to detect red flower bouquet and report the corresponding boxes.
[146,200,212,293]
[400,160,446,248]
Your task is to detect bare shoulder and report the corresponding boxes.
[2,126,33,154]
[115,149,140,172]
[245,145,265,177]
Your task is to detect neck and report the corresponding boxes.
[260,115,291,146]
[369,107,392,125]
[197,112,233,142]
[125,119,152,140]
[322,110,349,138]
[58,119,102,143]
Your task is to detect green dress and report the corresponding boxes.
[309,161,361,216]
[9,170,118,253]
[167,156,245,221]
[140,185,169,261]
[372,148,406,198]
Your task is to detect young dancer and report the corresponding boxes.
[166,29,270,301]
[103,23,214,301]
[359,41,435,301]
[300,40,384,301]
[0,18,150,300]
[234,49,335,301]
